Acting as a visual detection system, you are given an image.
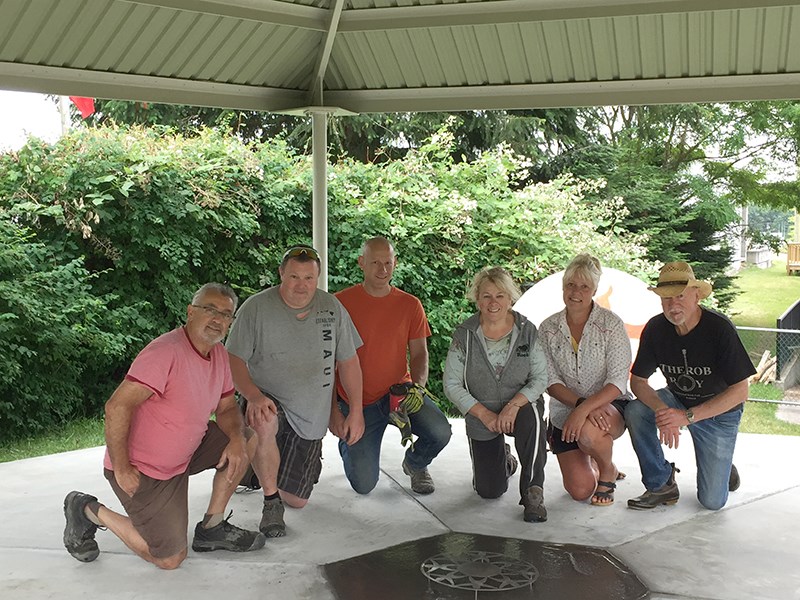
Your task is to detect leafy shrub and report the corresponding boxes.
[0,125,656,433]
[326,129,655,401]
[0,129,312,438]
[0,215,136,437]
[0,129,311,339]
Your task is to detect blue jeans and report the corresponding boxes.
[626,388,742,510]
[338,393,452,494]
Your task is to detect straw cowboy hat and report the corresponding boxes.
[648,261,712,299]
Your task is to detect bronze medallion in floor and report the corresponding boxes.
[325,532,648,599]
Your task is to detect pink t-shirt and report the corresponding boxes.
[103,328,234,480]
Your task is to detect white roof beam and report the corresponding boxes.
[308,0,346,105]
[0,62,305,112]
[338,0,800,32]
[121,0,327,31]
[326,74,800,112]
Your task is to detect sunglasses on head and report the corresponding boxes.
[282,246,320,261]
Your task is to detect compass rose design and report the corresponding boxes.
[420,550,538,593]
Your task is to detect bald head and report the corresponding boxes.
[358,236,397,296]
[360,236,394,256]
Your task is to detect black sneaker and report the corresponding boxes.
[192,512,266,553]
[260,497,286,538]
[628,463,680,510]
[729,464,741,492]
[522,485,547,522]
[63,491,100,563]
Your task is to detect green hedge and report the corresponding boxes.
[0,126,654,438]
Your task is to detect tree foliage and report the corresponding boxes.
[17,94,800,436]
[88,98,800,301]
[88,100,585,165]
[0,211,136,437]
[1,127,311,341]
[325,129,652,386]
[0,125,651,434]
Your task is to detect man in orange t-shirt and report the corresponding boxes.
[333,237,451,494]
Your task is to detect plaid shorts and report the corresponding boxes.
[274,404,323,500]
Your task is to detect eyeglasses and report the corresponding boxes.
[282,246,320,262]
[191,304,235,322]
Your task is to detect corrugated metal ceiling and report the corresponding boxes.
[1,0,799,113]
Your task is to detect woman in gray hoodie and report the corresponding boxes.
[444,267,549,522]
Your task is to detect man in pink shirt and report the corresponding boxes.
[63,283,265,569]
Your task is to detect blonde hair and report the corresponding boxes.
[467,267,522,304]
[563,254,602,292]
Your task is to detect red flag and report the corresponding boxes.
[69,96,95,119]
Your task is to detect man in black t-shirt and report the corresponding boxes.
[626,262,755,510]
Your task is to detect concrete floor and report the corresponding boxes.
[2,419,799,600]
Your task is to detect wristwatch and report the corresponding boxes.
[685,409,695,424]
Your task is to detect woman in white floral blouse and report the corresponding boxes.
[539,254,632,506]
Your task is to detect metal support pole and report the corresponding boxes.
[311,110,328,290]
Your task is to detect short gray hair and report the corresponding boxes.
[467,267,522,304]
[563,254,602,292]
[192,283,238,312]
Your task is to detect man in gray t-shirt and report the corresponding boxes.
[226,246,364,538]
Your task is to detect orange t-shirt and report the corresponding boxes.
[335,284,431,405]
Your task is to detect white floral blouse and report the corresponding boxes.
[539,304,632,430]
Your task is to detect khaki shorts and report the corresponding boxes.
[104,421,229,558]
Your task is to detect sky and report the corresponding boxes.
[0,90,62,151]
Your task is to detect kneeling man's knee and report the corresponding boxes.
[349,476,378,495]
[698,492,727,511]
[154,549,186,570]
[280,492,309,509]
[475,480,507,499]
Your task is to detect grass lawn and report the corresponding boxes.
[0,418,104,463]
[729,259,800,328]
[741,401,800,436]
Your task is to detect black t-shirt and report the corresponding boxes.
[631,308,756,409]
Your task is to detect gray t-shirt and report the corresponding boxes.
[226,286,362,440]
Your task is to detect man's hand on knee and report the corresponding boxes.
[246,394,278,427]
[217,436,248,484]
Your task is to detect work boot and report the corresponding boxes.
[260,496,286,538]
[505,443,518,478]
[628,463,680,510]
[522,485,547,522]
[403,459,435,494]
[192,512,266,552]
[63,491,101,563]
[729,464,741,492]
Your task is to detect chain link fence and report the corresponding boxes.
[737,326,800,404]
